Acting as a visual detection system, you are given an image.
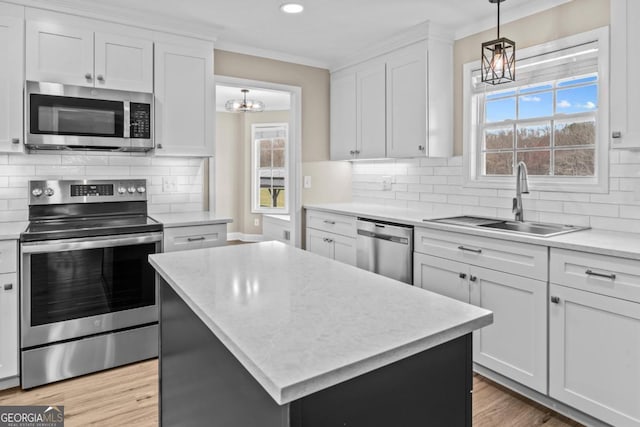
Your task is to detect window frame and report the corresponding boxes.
[463,27,610,193]
[251,123,290,214]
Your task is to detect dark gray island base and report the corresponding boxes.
[160,280,473,427]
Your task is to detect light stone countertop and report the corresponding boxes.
[0,221,28,240]
[149,211,233,228]
[149,241,493,405]
[304,203,640,260]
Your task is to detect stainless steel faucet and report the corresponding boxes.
[513,161,529,222]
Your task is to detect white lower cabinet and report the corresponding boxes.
[549,283,640,427]
[163,224,227,252]
[0,239,18,388]
[306,228,356,266]
[414,252,547,393]
[470,266,547,394]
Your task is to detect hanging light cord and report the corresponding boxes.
[497,0,501,39]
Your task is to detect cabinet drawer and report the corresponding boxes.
[306,210,356,237]
[414,227,548,281]
[164,224,227,253]
[0,241,17,274]
[550,248,640,303]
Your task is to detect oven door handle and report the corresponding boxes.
[21,232,163,254]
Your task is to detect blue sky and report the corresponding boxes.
[486,76,598,123]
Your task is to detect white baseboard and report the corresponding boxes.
[227,232,264,242]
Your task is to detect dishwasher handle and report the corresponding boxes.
[357,229,409,245]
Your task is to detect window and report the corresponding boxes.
[252,123,288,213]
[464,28,609,192]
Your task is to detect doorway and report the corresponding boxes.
[213,76,302,248]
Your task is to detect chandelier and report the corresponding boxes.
[481,0,516,85]
[225,89,265,113]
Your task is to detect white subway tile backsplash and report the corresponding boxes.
[0,153,205,217]
[351,153,640,233]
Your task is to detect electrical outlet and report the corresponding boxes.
[254,218,260,227]
[303,176,312,189]
[162,176,178,193]
[382,176,392,191]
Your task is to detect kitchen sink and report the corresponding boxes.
[425,216,589,237]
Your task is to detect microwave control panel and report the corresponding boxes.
[130,103,151,139]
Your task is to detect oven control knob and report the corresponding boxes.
[44,188,54,197]
[118,187,126,194]
[136,186,146,194]
[127,186,136,194]
[32,188,43,197]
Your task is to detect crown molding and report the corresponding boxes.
[6,0,220,41]
[215,41,330,70]
[454,0,572,40]
[330,21,453,73]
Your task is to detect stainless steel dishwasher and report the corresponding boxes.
[356,219,413,284]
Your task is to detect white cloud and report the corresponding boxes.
[582,101,596,109]
[557,100,571,108]
[521,95,541,102]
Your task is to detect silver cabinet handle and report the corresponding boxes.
[459,273,467,279]
[156,143,163,149]
[85,73,92,80]
[97,75,105,82]
[323,220,336,225]
[3,283,13,291]
[585,269,616,280]
[469,275,477,282]
[612,131,622,139]
[458,245,482,254]
[323,238,333,243]
[349,150,355,155]
[418,145,425,152]
[11,138,20,144]
[355,150,360,154]
[187,236,206,242]
[550,296,560,304]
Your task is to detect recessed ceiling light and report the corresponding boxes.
[280,2,304,14]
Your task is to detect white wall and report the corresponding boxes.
[0,152,205,221]
[351,150,640,233]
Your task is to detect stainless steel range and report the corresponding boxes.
[20,179,162,389]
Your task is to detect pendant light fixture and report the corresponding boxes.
[225,89,265,113]
[481,0,516,85]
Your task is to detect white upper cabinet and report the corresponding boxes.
[154,40,215,157]
[0,5,24,153]
[26,21,152,92]
[386,45,427,158]
[330,26,453,160]
[356,61,386,159]
[94,32,153,92]
[610,0,640,149]
[330,71,356,160]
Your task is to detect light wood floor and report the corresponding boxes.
[0,360,582,426]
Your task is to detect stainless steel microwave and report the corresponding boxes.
[26,81,153,152]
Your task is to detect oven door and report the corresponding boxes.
[21,232,162,348]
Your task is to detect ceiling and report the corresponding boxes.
[216,86,291,112]
[49,0,570,69]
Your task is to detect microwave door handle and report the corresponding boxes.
[123,101,130,138]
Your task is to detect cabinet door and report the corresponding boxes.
[413,253,470,303]
[386,46,426,158]
[549,284,640,427]
[0,13,24,153]
[470,267,547,394]
[306,228,334,259]
[356,62,386,159]
[330,71,357,160]
[610,0,640,148]
[26,21,94,87]
[0,272,18,382]
[154,42,215,156]
[331,234,356,266]
[94,32,153,92]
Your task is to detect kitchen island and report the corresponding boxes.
[149,241,492,427]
